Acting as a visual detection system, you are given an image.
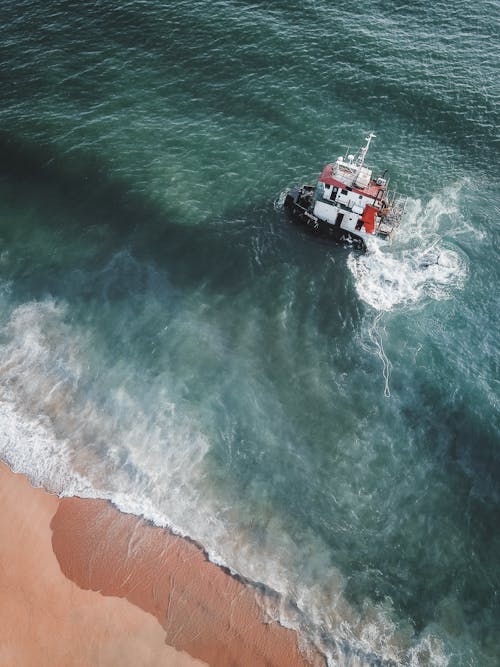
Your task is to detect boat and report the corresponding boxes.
[284,133,407,250]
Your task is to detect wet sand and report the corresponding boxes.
[0,462,325,667]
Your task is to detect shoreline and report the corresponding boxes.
[0,460,326,667]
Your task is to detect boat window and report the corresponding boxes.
[315,182,325,200]
[341,189,348,195]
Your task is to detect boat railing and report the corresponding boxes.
[384,191,407,228]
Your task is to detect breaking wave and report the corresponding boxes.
[0,298,211,529]
[0,296,451,667]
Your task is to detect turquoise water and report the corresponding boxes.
[0,1,499,665]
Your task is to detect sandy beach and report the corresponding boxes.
[0,461,325,667]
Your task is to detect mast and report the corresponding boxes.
[357,132,376,168]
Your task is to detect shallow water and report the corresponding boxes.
[0,1,499,665]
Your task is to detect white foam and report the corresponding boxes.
[364,312,392,397]
[0,296,451,667]
[407,633,449,667]
[348,184,469,313]
[0,395,91,495]
[274,188,289,211]
[0,298,210,525]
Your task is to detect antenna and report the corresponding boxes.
[357,132,376,167]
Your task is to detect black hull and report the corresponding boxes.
[284,188,366,251]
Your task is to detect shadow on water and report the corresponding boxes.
[0,131,362,329]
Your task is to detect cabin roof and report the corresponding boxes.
[318,163,383,199]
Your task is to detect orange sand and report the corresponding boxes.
[0,462,326,666]
[0,462,206,667]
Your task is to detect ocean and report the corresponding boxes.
[0,1,498,664]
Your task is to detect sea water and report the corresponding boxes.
[0,1,498,665]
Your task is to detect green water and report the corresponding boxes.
[0,1,499,665]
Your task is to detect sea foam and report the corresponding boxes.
[347,184,468,313]
[0,297,450,667]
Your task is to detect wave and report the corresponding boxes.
[0,294,455,666]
